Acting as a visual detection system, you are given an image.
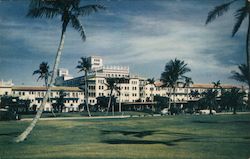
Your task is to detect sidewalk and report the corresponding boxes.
[21,115,130,121]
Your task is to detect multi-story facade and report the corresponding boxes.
[0,56,246,112]
[0,82,84,112]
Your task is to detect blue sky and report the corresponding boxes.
[0,0,247,86]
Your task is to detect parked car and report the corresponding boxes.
[161,108,169,115]
[199,109,216,115]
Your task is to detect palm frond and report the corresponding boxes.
[77,4,106,16]
[206,0,237,25]
[33,70,41,75]
[230,71,248,83]
[70,15,86,41]
[232,6,247,37]
[27,7,60,18]
[230,64,249,84]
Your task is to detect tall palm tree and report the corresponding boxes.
[230,64,250,105]
[105,78,120,116]
[160,58,191,110]
[76,57,92,117]
[206,0,250,98]
[33,62,50,87]
[15,0,105,143]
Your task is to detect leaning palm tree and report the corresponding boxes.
[15,0,105,143]
[105,78,120,116]
[230,64,250,106]
[160,58,191,110]
[206,0,250,98]
[76,57,92,117]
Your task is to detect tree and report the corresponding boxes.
[230,64,250,106]
[146,78,155,102]
[212,80,222,89]
[33,62,56,116]
[183,77,193,101]
[105,78,121,116]
[53,90,67,113]
[33,62,50,87]
[76,57,92,117]
[206,0,250,105]
[200,89,218,115]
[160,58,191,110]
[15,0,105,143]
[220,87,246,114]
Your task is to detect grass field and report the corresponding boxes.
[0,114,250,159]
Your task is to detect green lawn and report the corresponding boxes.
[0,114,250,159]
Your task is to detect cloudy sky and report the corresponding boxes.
[0,0,247,86]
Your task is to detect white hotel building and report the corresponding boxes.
[0,56,243,111]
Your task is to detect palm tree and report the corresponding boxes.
[230,64,250,106]
[206,0,250,98]
[183,77,193,101]
[33,62,56,117]
[76,57,92,117]
[33,62,50,87]
[15,0,105,143]
[160,58,191,110]
[105,78,120,116]
[146,78,156,111]
[201,89,218,115]
[212,80,222,89]
[212,80,223,95]
[55,90,67,113]
[147,78,155,102]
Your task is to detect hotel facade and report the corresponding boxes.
[0,56,245,112]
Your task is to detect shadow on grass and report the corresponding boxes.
[0,132,21,136]
[101,130,157,138]
[103,137,194,146]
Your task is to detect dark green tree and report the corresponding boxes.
[53,90,67,113]
[15,0,105,142]
[105,78,121,116]
[200,89,218,115]
[220,87,246,114]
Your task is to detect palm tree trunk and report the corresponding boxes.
[14,25,67,143]
[247,13,250,108]
[119,94,121,113]
[173,87,176,108]
[112,95,114,116]
[85,70,91,117]
[106,90,113,115]
[168,88,172,109]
